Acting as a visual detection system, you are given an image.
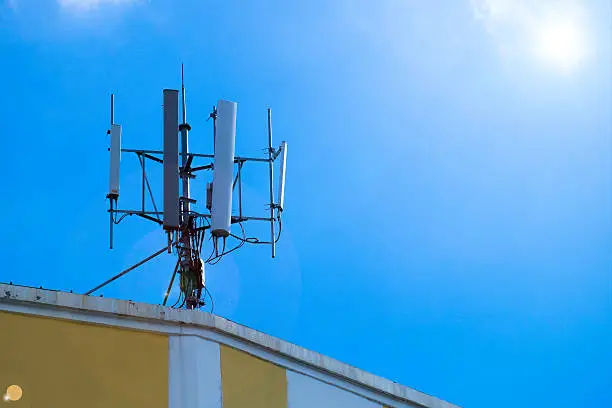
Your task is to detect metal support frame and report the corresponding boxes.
[120,148,269,163]
[135,152,160,219]
[267,108,276,258]
[108,93,116,250]
[105,86,286,310]
[85,245,170,295]
[238,161,243,219]
[140,154,146,212]
[110,150,276,227]
[162,260,180,306]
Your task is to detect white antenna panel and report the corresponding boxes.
[211,100,237,237]
[108,124,122,198]
[277,141,287,211]
[163,89,180,230]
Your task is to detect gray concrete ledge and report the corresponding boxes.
[0,283,458,408]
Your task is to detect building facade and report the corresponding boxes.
[0,283,458,408]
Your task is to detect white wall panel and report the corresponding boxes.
[288,370,381,408]
[169,335,222,408]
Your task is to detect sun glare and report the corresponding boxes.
[535,19,586,72]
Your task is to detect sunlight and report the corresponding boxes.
[535,19,586,72]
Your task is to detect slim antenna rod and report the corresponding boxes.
[179,65,191,222]
[110,93,114,125]
[181,64,187,124]
[109,199,114,249]
[267,108,276,258]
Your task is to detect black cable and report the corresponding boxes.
[208,237,228,265]
[171,292,183,308]
[228,217,282,244]
[204,286,215,314]
[275,217,282,243]
[205,239,217,263]
[113,212,131,224]
[198,230,205,254]
[207,223,246,265]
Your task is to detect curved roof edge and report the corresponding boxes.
[0,283,459,408]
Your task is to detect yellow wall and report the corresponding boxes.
[220,344,287,408]
[0,311,168,408]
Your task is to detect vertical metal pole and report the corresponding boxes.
[180,65,190,223]
[141,154,146,212]
[267,108,276,258]
[238,161,243,220]
[181,65,187,124]
[110,94,114,125]
[109,199,114,249]
[179,65,191,286]
[109,93,115,250]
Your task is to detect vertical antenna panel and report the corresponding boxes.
[108,124,122,198]
[278,141,287,211]
[163,89,180,230]
[211,100,237,237]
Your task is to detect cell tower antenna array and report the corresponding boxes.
[88,67,289,310]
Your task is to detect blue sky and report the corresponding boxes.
[1,0,611,406]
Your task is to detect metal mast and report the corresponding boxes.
[88,65,289,310]
[180,64,192,221]
[177,65,203,309]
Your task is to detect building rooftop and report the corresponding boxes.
[0,282,458,408]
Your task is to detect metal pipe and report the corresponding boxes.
[109,199,114,249]
[140,154,146,212]
[136,213,163,225]
[109,94,115,250]
[267,108,276,258]
[120,149,268,163]
[111,210,272,223]
[180,130,190,222]
[162,260,180,306]
[238,161,243,219]
[122,149,164,155]
[180,66,190,224]
[110,94,114,125]
[112,210,163,215]
[234,156,269,163]
[242,216,274,222]
[191,164,213,172]
[181,64,187,124]
[142,165,160,218]
[142,153,163,163]
[84,246,169,295]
